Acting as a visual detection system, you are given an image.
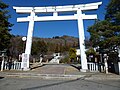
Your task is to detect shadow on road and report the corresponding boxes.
[21,77,120,90]
[0,77,4,79]
[70,64,81,70]
[21,78,83,90]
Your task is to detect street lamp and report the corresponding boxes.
[22,37,26,53]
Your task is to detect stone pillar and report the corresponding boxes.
[118,48,120,74]
[118,48,120,58]
[77,9,88,72]
[104,54,108,74]
[1,53,5,71]
[118,62,120,75]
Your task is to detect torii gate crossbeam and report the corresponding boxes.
[13,2,102,71]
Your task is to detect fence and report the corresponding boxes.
[1,61,22,71]
[1,60,105,72]
[87,62,105,72]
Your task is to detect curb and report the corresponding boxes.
[85,75,120,80]
[0,72,86,80]
[1,72,119,80]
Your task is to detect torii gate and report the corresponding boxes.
[13,2,102,71]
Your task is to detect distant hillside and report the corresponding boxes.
[33,35,79,46]
[9,35,79,58]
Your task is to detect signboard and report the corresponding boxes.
[21,53,29,70]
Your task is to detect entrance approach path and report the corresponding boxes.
[31,64,79,74]
[0,64,120,80]
[0,64,120,90]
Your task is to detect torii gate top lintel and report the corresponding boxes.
[13,2,102,13]
[13,2,102,22]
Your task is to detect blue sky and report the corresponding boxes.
[3,0,110,38]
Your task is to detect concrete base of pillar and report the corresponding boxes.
[80,69,89,72]
[22,68,30,71]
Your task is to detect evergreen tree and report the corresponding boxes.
[0,0,12,51]
[31,40,48,56]
[88,0,120,52]
[69,48,77,62]
[105,0,120,25]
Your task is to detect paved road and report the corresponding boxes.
[0,64,120,90]
[0,77,120,90]
[31,64,79,74]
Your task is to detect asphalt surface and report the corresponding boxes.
[0,64,120,90]
[0,77,120,90]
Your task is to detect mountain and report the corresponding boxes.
[33,35,79,46]
[9,35,79,58]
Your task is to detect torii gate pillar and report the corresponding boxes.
[24,10,35,70]
[77,9,88,72]
[21,10,35,71]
